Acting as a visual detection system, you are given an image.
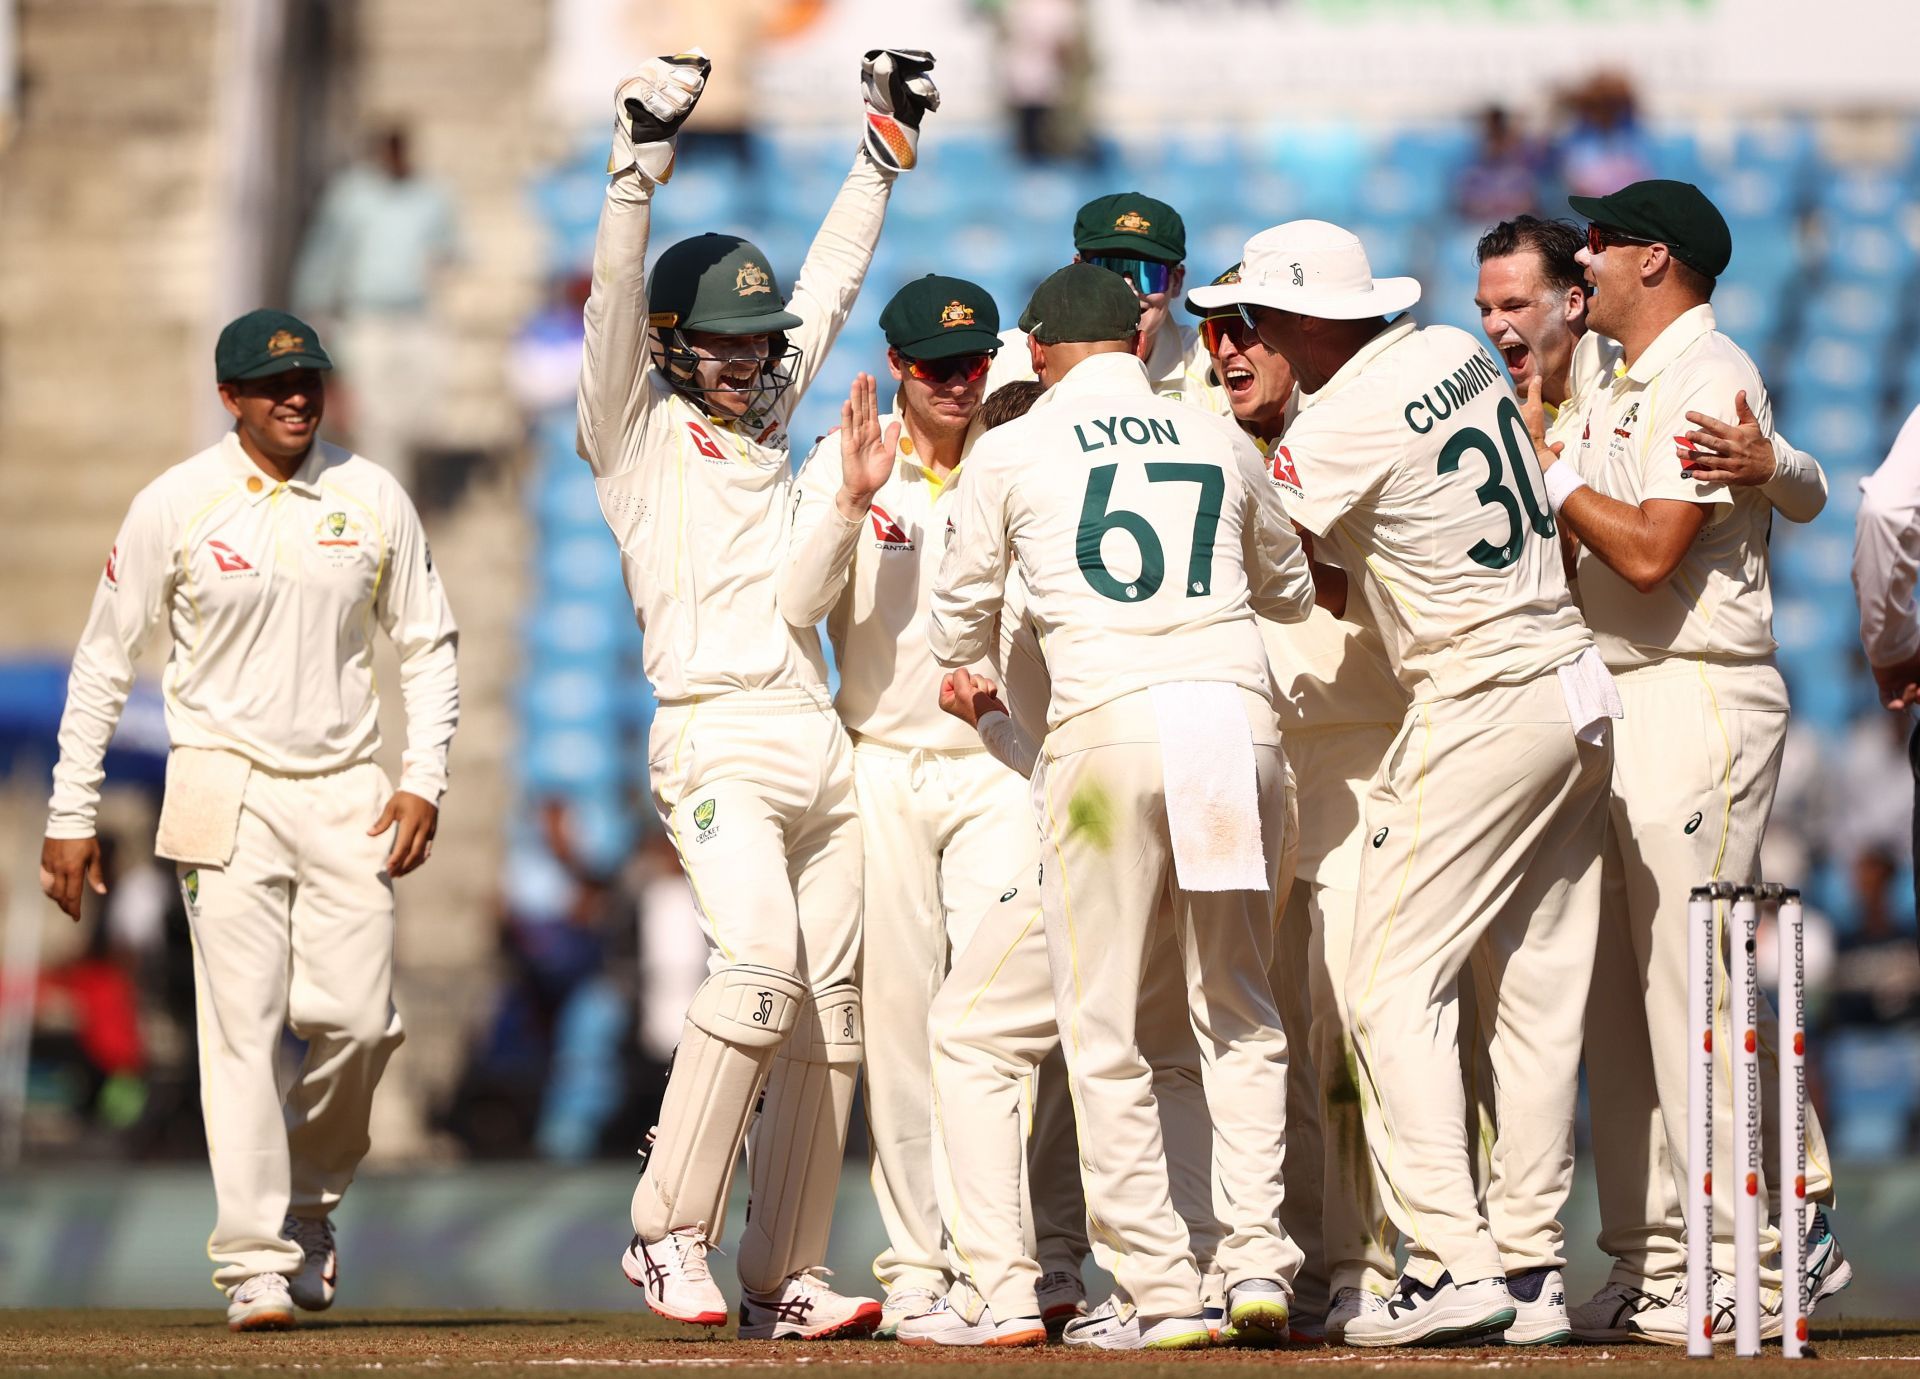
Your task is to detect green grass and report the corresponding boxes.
[0,1313,1915,1379]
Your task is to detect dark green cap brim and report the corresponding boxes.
[895,327,1002,360]
[680,308,804,335]
[224,353,332,381]
[1076,235,1184,264]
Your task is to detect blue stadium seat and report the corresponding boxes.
[1785,334,1892,405]
[1706,168,1799,227]
[1709,280,1785,351]
[1817,165,1908,223]
[1804,281,1902,344]
[540,533,629,600]
[522,599,630,662]
[519,725,626,793]
[1643,125,1704,184]
[1821,219,1918,286]
[519,666,622,731]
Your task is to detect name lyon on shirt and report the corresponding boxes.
[1074,415,1182,452]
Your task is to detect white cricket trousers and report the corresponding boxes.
[852,739,1038,1294]
[1347,673,1610,1288]
[1583,659,1835,1289]
[181,759,403,1293]
[1038,686,1301,1321]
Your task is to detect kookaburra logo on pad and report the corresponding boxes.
[735,262,772,296]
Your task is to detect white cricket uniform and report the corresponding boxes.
[578,147,894,1292]
[1276,319,1611,1288]
[1856,403,1920,669]
[1562,303,1834,1289]
[46,432,458,1294]
[781,413,1036,1296]
[931,350,1315,1319]
[984,318,1225,413]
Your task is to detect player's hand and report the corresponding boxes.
[939,669,1007,728]
[610,49,710,183]
[861,49,938,172]
[1679,391,1776,485]
[1521,377,1560,468]
[836,373,899,519]
[1872,653,1920,712]
[370,791,439,877]
[41,836,106,922]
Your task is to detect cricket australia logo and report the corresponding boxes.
[691,797,719,843]
[1114,210,1151,235]
[182,869,200,911]
[315,509,362,559]
[940,300,975,329]
[735,261,772,296]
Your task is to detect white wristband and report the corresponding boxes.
[1543,463,1588,515]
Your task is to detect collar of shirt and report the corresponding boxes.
[885,403,986,497]
[1031,351,1153,411]
[1623,303,1717,387]
[1294,318,1417,415]
[220,430,326,504]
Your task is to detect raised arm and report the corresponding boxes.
[576,53,709,477]
[779,373,899,628]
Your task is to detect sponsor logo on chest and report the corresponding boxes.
[869,503,915,552]
[206,539,258,578]
[313,509,368,564]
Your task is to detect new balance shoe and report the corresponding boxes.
[739,1269,883,1340]
[897,1294,1045,1347]
[1325,1285,1386,1344]
[1037,1269,1087,1338]
[1221,1277,1291,1348]
[876,1286,940,1340]
[1504,1267,1570,1346]
[1344,1272,1516,1348]
[1633,1272,1783,1347]
[1063,1295,1139,1348]
[283,1215,336,1312]
[621,1230,726,1326]
[1570,1280,1672,1342]
[1806,1206,1853,1307]
[226,1272,296,1333]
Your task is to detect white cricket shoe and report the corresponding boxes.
[1569,1280,1672,1342]
[1037,1269,1087,1337]
[1504,1267,1571,1346]
[1344,1272,1515,1348]
[283,1215,337,1312]
[226,1272,296,1332]
[621,1230,726,1327]
[739,1268,883,1340]
[1325,1286,1388,1344]
[897,1294,1045,1347]
[1806,1206,1854,1307]
[1221,1277,1291,1348]
[1633,1272,1783,1347]
[876,1285,940,1340]
[1063,1295,1139,1348]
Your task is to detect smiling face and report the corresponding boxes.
[1200,313,1294,436]
[1475,250,1585,406]
[219,368,325,463]
[681,328,772,419]
[887,348,988,439]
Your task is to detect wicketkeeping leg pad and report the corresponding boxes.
[630,963,806,1242]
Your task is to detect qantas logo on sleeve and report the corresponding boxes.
[869,504,914,551]
[207,540,255,574]
[1269,445,1304,494]
[104,544,119,588]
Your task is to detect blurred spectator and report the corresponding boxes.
[630,0,773,168]
[1453,106,1545,222]
[1823,846,1920,1157]
[1553,71,1653,198]
[988,0,1091,163]
[1826,710,1914,876]
[293,126,460,493]
[508,272,593,417]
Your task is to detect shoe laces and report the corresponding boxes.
[234,1273,288,1303]
[667,1226,715,1284]
[284,1215,334,1261]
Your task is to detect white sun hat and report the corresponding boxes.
[1185,219,1422,320]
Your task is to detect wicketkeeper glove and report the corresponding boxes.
[860,48,938,173]
[609,49,711,184]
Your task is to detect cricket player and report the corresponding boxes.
[983,192,1221,409]
[1472,211,1839,1340]
[576,47,938,1339]
[931,263,1316,1350]
[1186,265,1408,1341]
[39,309,459,1332]
[1545,181,1848,1344]
[778,274,1040,1334]
[1193,221,1617,1348]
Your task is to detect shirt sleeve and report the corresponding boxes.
[1761,429,1829,524]
[778,149,896,417]
[929,448,1013,669]
[1641,367,1745,508]
[1856,404,1920,668]
[976,710,1040,779]
[376,485,461,805]
[46,489,174,839]
[1271,401,1388,538]
[1237,433,1315,623]
[779,432,865,628]
[575,166,663,481]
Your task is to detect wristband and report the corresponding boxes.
[1543,463,1588,515]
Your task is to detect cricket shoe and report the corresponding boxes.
[283,1215,337,1312]
[1344,1271,1516,1348]
[1503,1267,1570,1346]
[739,1268,883,1340]
[1806,1206,1854,1307]
[897,1293,1045,1347]
[226,1272,296,1332]
[1633,1272,1783,1347]
[876,1285,940,1339]
[1569,1280,1673,1342]
[621,1229,726,1327]
[1220,1277,1291,1348]
[1324,1285,1387,1344]
[1061,1296,1209,1350]
[1037,1269,1087,1338]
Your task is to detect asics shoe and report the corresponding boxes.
[739,1268,883,1340]
[1633,1272,1782,1347]
[1570,1279,1672,1342]
[621,1230,726,1327]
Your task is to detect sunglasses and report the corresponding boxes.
[1085,254,1175,297]
[903,352,993,386]
[1198,312,1260,354]
[1585,222,1661,255]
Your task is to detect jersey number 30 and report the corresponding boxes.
[1077,462,1223,602]
[1439,396,1555,570]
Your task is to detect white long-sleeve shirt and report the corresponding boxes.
[46,432,460,838]
[1856,404,1920,669]
[575,149,894,704]
[930,351,1314,731]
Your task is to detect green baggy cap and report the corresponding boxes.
[216,309,333,382]
[1073,192,1186,264]
[1019,262,1144,345]
[649,233,803,335]
[1569,179,1733,279]
[1185,262,1243,317]
[879,274,1001,359]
